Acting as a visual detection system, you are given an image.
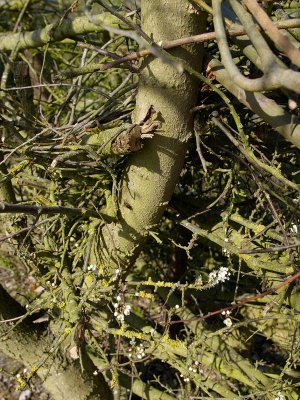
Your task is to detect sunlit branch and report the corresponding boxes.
[0,202,100,218]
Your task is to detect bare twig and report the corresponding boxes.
[0,13,109,51]
[243,0,300,68]
[0,202,101,218]
[172,269,300,324]
[213,0,300,93]
[101,18,300,71]
[239,242,300,254]
[208,57,300,149]
[0,217,55,242]
[213,0,278,92]
[211,117,300,192]
[0,314,26,323]
[94,0,152,45]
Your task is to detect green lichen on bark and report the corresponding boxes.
[90,0,206,275]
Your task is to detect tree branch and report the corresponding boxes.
[243,0,300,68]
[0,285,112,400]
[209,58,300,149]
[0,202,101,218]
[0,13,113,52]
[172,269,300,323]
[210,0,300,94]
[213,0,281,92]
[0,0,38,11]
[66,18,300,77]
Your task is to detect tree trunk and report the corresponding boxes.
[91,0,206,275]
[0,2,207,398]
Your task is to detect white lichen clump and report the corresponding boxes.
[87,264,97,271]
[222,310,233,327]
[223,317,232,328]
[113,294,131,323]
[112,268,120,281]
[128,337,146,360]
[274,391,285,400]
[208,267,230,286]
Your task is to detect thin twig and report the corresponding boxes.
[239,242,300,254]
[94,0,152,45]
[213,0,280,92]
[0,314,26,323]
[211,117,300,193]
[243,0,300,68]
[0,202,101,218]
[0,217,55,242]
[101,18,300,71]
[0,83,111,98]
[171,269,300,324]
